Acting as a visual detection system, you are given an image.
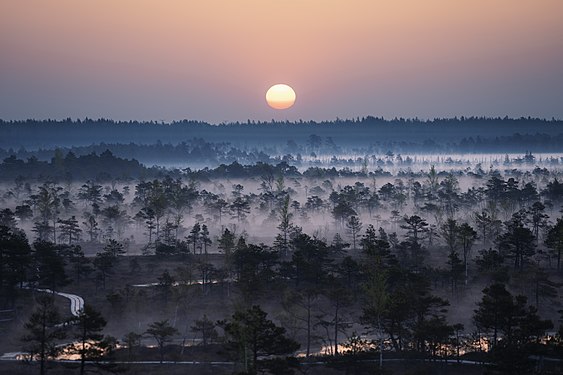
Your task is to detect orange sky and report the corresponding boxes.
[1,0,562,122]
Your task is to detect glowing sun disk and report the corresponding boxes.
[266,84,296,109]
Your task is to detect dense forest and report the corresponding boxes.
[1,117,562,152]
[0,153,562,374]
[0,119,562,374]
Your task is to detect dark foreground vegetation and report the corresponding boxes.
[0,359,501,375]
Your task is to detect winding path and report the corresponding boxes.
[0,288,85,361]
[31,288,85,317]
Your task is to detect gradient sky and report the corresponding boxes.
[1,0,563,123]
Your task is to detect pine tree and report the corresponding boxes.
[457,223,477,284]
[82,213,100,242]
[200,224,211,255]
[400,215,429,244]
[57,216,81,244]
[346,216,362,252]
[546,217,563,270]
[218,228,236,295]
[220,305,299,374]
[276,196,293,256]
[145,320,178,363]
[67,304,108,375]
[22,296,66,375]
[191,314,218,346]
[498,217,536,271]
[187,222,201,254]
[447,251,464,294]
[122,331,142,360]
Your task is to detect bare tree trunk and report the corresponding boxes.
[464,251,468,285]
[378,317,384,368]
[306,297,311,358]
[80,338,86,375]
[40,314,46,375]
[334,299,339,356]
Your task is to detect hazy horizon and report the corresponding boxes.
[2,115,563,124]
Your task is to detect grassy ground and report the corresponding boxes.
[0,360,489,375]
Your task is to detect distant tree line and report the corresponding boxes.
[1,117,562,151]
[0,150,165,181]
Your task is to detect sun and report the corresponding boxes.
[266,84,296,110]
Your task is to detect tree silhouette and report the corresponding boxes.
[276,196,293,257]
[0,225,32,304]
[546,217,563,270]
[361,267,388,368]
[400,215,428,244]
[57,216,81,245]
[473,283,552,373]
[145,319,178,363]
[22,296,66,375]
[440,219,459,254]
[457,222,477,284]
[33,241,69,291]
[498,216,536,271]
[122,331,142,360]
[220,305,299,374]
[527,201,548,244]
[230,197,250,223]
[187,222,201,254]
[447,250,464,294]
[200,224,211,255]
[217,228,236,295]
[345,216,362,252]
[191,314,218,347]
[67,304,108,375]
[82,213,100,242]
